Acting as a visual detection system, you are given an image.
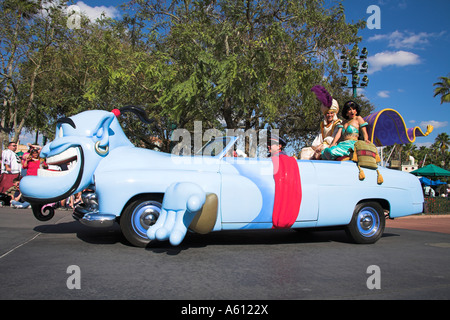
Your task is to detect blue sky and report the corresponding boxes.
[341,0,450,147]
[24,0,449,148]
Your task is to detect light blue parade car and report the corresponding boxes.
[20,108,424,247]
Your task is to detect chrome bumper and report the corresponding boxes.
[73,206,116,228]
[72,190,116,228]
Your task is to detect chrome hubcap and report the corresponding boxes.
[140,208,159,228]
[357,207,380,237]
[360,215,374,230]
[132,200,161,238]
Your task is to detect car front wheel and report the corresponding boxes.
[120,195,163,247]
[345,202,385,244]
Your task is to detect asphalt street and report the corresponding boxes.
[1,206,449,300]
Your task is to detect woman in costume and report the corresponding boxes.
[321,100,370,160]
[301,86,342,160]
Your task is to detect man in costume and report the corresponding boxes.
[300,86,342,160]
[268,135,287,157]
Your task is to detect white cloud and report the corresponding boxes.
[44,1,120,22]
[73,1,120,22]
[367,51,421,74]
[368,30,445,50]
[420,120,448,129]
[377,90,390,98]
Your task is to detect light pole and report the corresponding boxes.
[340,46,369,98]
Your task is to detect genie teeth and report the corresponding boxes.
[46,147,77,165]
[37,147,78,177]
[37,169,71,177]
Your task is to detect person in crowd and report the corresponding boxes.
[6,177,30,208]
[69,192,82,209]
[0,142,22,193]
[21,143,42,175]
[22,148,47,176]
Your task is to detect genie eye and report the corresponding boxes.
[56,117,76,138]
[57,117,76,129]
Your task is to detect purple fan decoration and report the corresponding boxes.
[311,85,332,108]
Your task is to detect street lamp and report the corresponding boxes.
[340,46,369,97]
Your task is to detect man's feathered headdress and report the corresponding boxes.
[311,85,333,108]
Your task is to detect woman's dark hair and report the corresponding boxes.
[342,100,361,120]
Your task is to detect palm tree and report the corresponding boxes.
[416,146,428,167]
[402,143,416,164]
[435,132,450,153]
[433,75,450,104]
[432,133,449,167]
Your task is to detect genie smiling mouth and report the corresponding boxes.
[21,146,84,204]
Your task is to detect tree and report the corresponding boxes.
[0,0,64,148]
[434,133,449,167]
[1,0,370,156]
[31,7,169,149]
[414,145,428,167]
[1,0,39,147]
[402,142,416,164]
[433,75,450,104]
[435,132,449,153]
[124,0,367,154]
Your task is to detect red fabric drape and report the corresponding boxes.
[271,155,302,228]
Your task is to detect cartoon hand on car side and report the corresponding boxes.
[147,182,206,246]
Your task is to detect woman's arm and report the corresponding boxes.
[329,127,343,147]
[357,116,370,143]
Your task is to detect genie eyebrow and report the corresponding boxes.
[57,117,76,129]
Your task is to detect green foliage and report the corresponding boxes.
[137,0,368,147]
[424,197,450,214]
[1,0,371,153]
[433,75,450,104]
[0,0,68,147]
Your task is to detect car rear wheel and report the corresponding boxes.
[345,202,385,244]
[120,195,163,247]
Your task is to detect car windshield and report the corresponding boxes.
[196,136,232,157]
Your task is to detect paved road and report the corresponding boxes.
[1,207,449,301]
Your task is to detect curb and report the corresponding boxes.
[393,214,450,219]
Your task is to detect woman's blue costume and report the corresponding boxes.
[321,122,368,160]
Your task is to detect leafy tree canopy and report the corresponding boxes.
[1,0,374,154]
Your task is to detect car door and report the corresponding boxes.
[219,157,318,227]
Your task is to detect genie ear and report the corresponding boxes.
[92,113,115,154]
